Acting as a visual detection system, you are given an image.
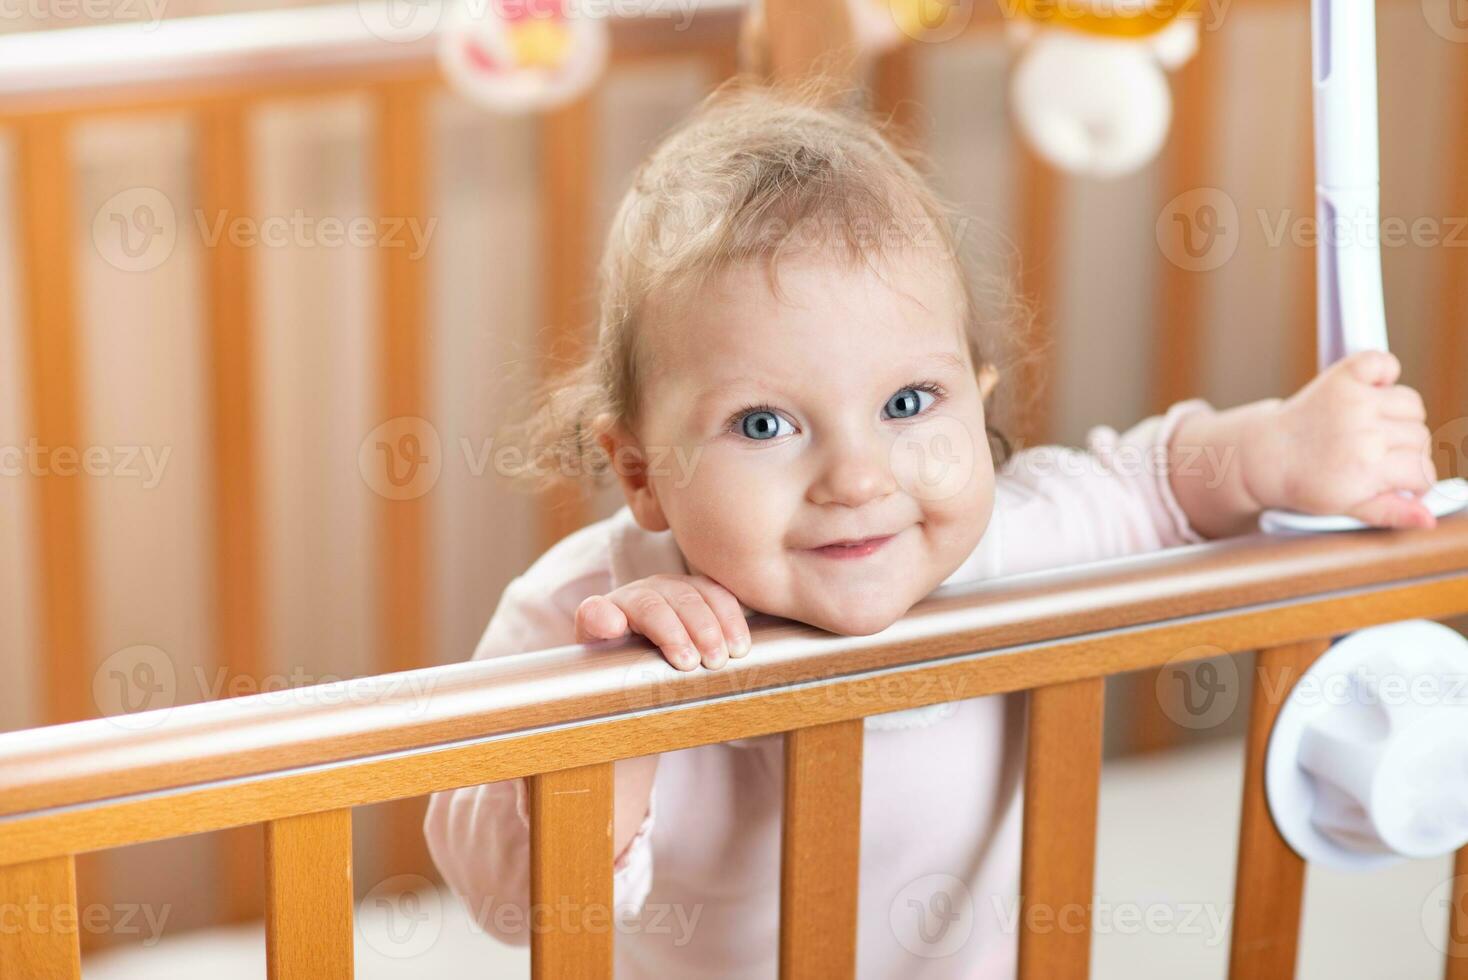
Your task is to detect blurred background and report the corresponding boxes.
[1,0,1466,975]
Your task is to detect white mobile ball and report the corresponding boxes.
[1009,31,1172,179]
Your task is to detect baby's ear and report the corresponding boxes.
[594,413,671,533]
[977,363,1001,402]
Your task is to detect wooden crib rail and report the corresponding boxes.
[2,512,1466,824]
[0,1,749,120]
[1,517,1468,977]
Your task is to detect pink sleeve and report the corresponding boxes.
[995,399,1214,575]
[423,573,659,946]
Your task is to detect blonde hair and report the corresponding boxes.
[506,77,1035,492]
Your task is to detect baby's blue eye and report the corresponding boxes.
[884,387,934,420]
[740,410,791,440]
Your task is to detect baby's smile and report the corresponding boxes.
[802,530,902,559]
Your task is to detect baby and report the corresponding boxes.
[424,82,1436,977]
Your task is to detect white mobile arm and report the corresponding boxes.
[1260,0,1466,534]
[1312,0,1389,365]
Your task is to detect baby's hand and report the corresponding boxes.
[574,574,752,671]
[1251,351,1436,528]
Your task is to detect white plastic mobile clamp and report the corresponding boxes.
[1266,620,1468,869]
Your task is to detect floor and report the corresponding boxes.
[85,736,1456,979]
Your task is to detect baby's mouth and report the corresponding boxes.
[804,533,898,560]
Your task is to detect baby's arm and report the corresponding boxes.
[1168,351,1436,538]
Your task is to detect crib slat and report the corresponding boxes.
[197,101,266,926]
[1152,27,1220,411]
[763,0,859,97]
[537,94,596,550]
[1289,73,1317,392]
[1227,639,1326,980]
[872,43,919,141]
[1013,142,1059,449]
[780,718,863,980]
[374,80,434,882]
[529,763,615,979]
[1431,50,1468,449]
[264,809,353,979]
[1019,676,1104,979]
[16,116,107,954]
[702,31,740,85]
[17,119,89,730]
[0,856,82,978]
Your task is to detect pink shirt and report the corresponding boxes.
[424,400,1210,978]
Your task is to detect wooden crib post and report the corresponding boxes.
[1227,639,1327,980]
[264,809,354,979]
[1019,675,1105,979]
[780,719,864,980]
[0,856,83,978]
[529,762,615,979]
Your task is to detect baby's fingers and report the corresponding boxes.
[618,589,701,671]
[574,595,630,644]
[1379,440,1437,496]
[659,580,731,670]
[1379,384,1427,422]
[684,576,752,659]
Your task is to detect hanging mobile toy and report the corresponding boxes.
[1006,0,1201,178]
[1259,0,1467,533]
[438,0,608,115]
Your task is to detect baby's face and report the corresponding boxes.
[614,249,995,636]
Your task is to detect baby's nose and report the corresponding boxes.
[808,442,897,508]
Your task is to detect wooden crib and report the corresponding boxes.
[5,517,1468,978]
[2,0,1467,976]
